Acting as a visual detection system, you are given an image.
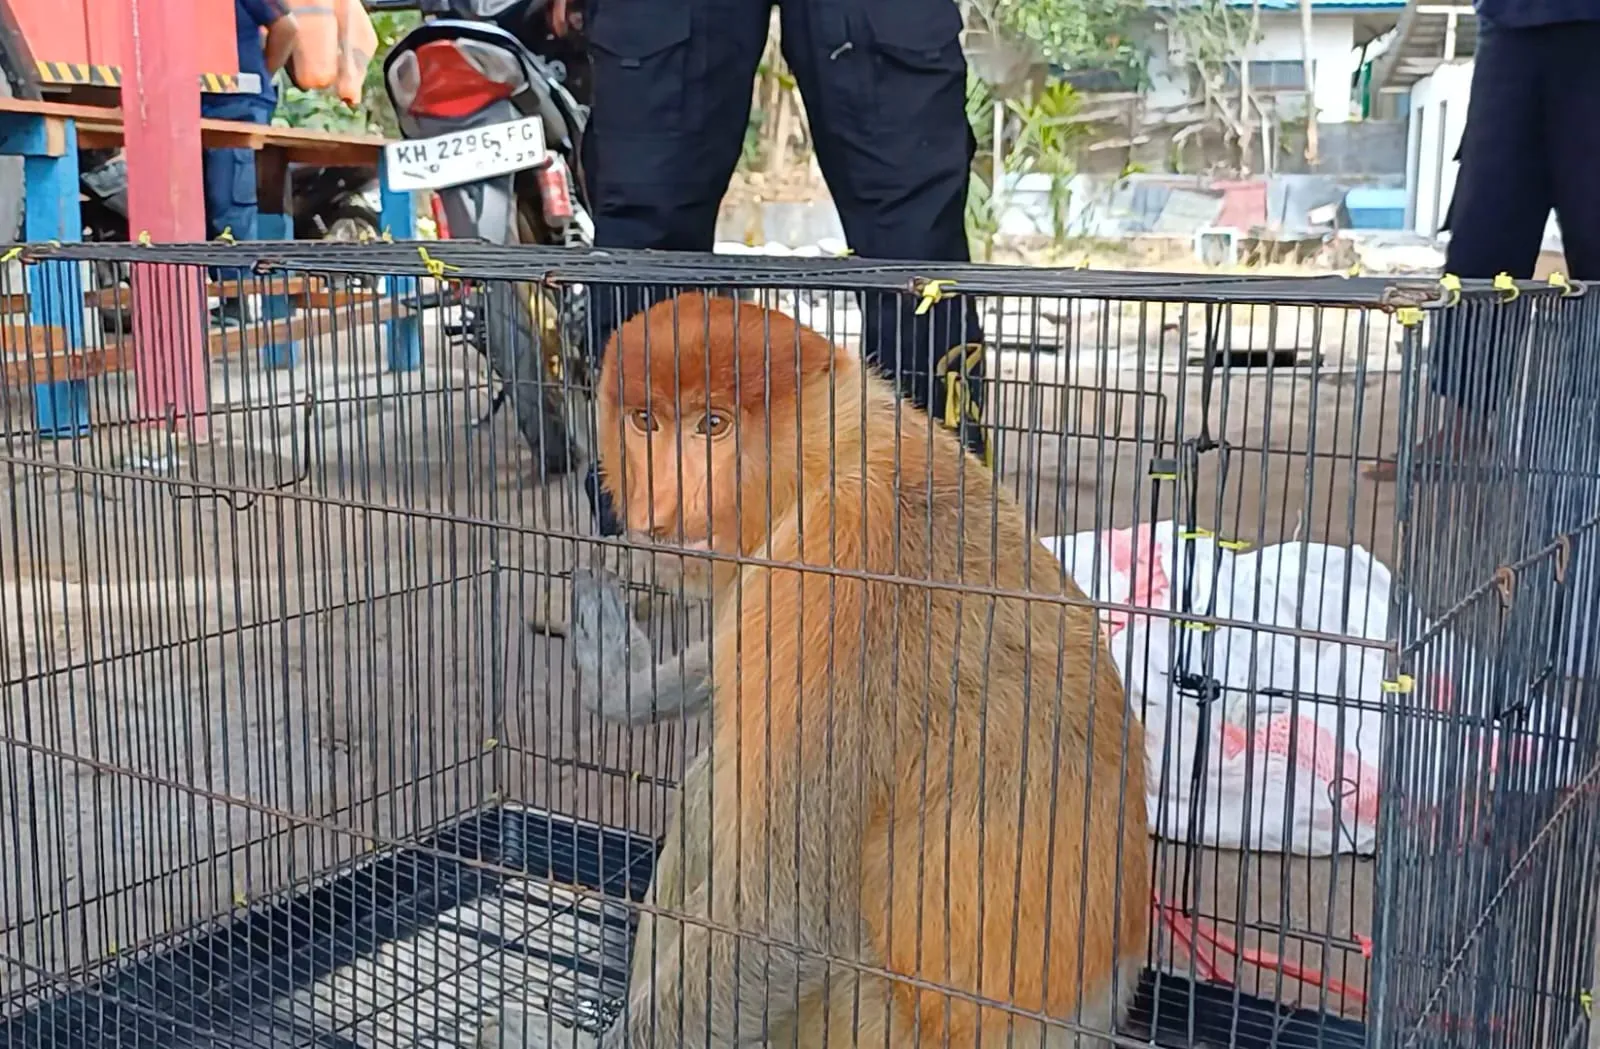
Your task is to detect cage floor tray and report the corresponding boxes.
[1,805,1367,1049]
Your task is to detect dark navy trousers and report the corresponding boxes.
[578,0,984,535]
[200,97,274,244]
[1431,20,1600,411]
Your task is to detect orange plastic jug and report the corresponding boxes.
[334,0,378,107]
[285,0,340,91]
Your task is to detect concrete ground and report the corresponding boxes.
[0,287,1590,1045]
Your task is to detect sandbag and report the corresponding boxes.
[1039,521,1577,858]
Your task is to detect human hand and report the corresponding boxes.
[547,0,571,36]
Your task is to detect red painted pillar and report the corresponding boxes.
[122,0,210,435]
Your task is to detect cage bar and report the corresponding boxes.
[0,240,1595,1049]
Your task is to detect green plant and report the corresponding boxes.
[1006,80,1089,242]
[739,107,768,171]
[983,0,1147,88]
[274,11,420,136]
[963,72,1002,259]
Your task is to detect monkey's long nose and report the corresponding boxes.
[620,497,680,545]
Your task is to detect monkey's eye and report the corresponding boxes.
[628,408,659,433]
[696,411,731,438]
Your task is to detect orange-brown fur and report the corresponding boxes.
[593,292,1150,1049]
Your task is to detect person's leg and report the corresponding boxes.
[1369,26,1550,480]
[581,0,772,533]
[778,0,989,464]
[1431,26,1550,409]
[201,145,260,326]
[1545,22,1600,280]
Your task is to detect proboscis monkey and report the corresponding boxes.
[481,293,1149,1049]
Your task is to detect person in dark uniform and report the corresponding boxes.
[1370,0,1600,480]
[549,0,989,534]
[202,0,299,326]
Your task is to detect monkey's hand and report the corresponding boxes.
[571,566,711,726]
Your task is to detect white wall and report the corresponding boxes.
[1146,11,1362,122]
[1405,60,1564,251]
[1405,61,1471,237]
[1259,12,1359,121]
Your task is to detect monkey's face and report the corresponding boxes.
[607,398,758,594]
[594,291,840,594]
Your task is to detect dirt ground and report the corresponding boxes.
[0,284,1586,1043]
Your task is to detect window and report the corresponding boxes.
[1222,60,1311,92]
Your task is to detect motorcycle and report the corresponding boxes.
[79,149,383,328]
[381,0,594,479]
[291,166,384,242]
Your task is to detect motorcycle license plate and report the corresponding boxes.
[383,117,548,193]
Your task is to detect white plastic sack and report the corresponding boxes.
[1040,521,1572,858]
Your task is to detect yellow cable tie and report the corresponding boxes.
[1581,990,1593,1017]
[1179,528,1215,540]
[1181,620,1215,633]
[137,230,153,246]
[1438,273,1462,305]
[484,736,499,750]
[1549,272,1576,296]
[1380,675,1415,694]
[381,228,394,243]
[915,278,956,316]
[417,246,461,281]
[234,892,248,907]
[1395,306,1424,327]
[0,246,21,264]
[1149,471,1178,482]
[1346,263,1362,278]
[1218,538,1253,552]
[1492,272,1520,302]
[216,227,236,245]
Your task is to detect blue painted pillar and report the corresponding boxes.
[379,155,422,373]
[255,214,299,369]
[0,113,90,438]
[254,155,299,369]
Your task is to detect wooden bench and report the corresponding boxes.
[0,95,420,436]
[0,96,392,164]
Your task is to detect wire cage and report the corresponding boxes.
[0,240,1597,1049]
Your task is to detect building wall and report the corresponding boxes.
[1405,60,1471,236]
[1405,60,1562,251]
[1146,11,1362,122]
